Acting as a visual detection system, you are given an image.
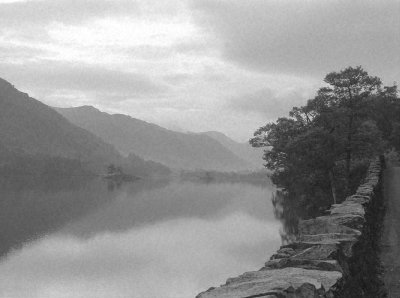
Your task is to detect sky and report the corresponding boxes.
[0,0,399,141]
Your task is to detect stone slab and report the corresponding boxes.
[196,268,342,298]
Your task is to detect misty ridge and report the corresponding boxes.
[56,105,263,171]
[0,77,264,180]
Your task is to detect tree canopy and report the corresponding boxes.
[251,66,399,211]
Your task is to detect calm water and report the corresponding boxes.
[0,177,283,298]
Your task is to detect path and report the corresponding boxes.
[381,155,400,297]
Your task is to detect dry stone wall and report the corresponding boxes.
[197,157,384,298]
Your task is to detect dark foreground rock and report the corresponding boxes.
[196,158,384,298]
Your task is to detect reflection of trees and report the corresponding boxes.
[272,189,301,245]
[107,179,122,191]
[179,170,272,187]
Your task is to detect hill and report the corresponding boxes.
[56,106,251,171]
[199,131,264,168]
[0,78,169,177]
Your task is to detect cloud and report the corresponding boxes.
[0,44,46,60]
[0,0,141,45]
[1,0,396,141]
[191,0,400,82]
[228,88,309,119]
[0,0,140,27]
[0,61,168,104]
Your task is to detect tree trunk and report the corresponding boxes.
[329,169,337,204]
[345,112,354,195]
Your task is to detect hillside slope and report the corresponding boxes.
[56,106,251,171]
[0,78,170,177]
[0,78,120,165]
[199,131,264,168]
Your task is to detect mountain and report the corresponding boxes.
[126,153,171,178]
[199,131,264,169]
[0,78,120,163]
[56,106,251,171]
[0,78,169,177]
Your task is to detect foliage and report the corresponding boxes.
[251,66,399,213]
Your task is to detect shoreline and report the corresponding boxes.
[196,157,386,297]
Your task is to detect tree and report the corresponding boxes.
[251,115,338,207]
[107,164,117,175]
[368,85,400,150]
[317,66,382,192]
[251,66,391,209]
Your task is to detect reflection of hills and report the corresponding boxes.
[0,174,93,192]
[0,175,276,257]
[0,177,115,257]
[60,181,275,239]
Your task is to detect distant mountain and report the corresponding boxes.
[0,78,120,164]
[126,153,171,178]
[0,78,169,177]
[56,106,251,171]
[199,131,264,168]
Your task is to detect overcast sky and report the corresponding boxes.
[0,0,399,141]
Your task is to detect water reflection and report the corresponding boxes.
[272,189,299,245]
[272,188,323,245]
[0,177,283,298]
[61,180,275,238]
[0,176,115,257]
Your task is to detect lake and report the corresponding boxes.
[0,177,283,298]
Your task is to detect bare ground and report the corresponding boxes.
[381,155,400,297]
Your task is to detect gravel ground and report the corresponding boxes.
[381,156,400,297]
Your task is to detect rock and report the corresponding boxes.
[264,257,343,272]
[299,216,363,235]
[322,213,364,230]
[340,240,358,258]
[345,195,371,206]
[291,244,338,260]
[278,247,297,255]
[297,233,358,245]
[270,248,298,260]
[196,268,342,298]
[355,185,375,196]
[271,252,293,260]
[290,282,321,298]
[329,202,365,216]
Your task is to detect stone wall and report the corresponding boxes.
[197,157,384,298]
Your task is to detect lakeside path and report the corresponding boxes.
[381,156,400,297]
